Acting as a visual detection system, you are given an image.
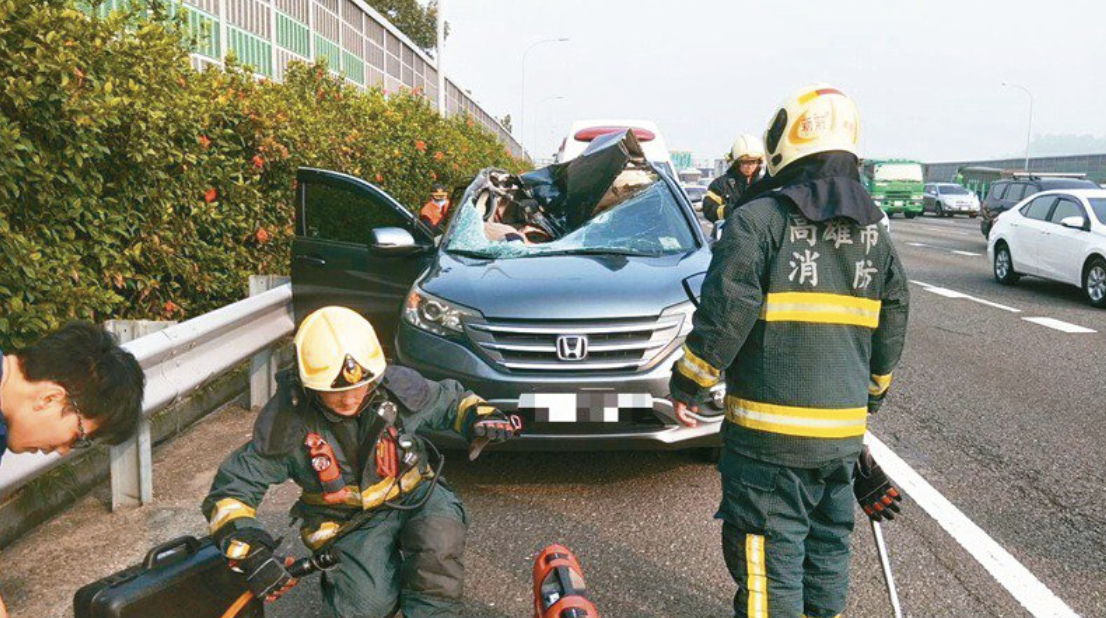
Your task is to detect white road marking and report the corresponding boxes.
[868,434,1081,618]
[1021,317,1096,334]
[915,224,973,236]
[910,280,1021,313]
[904,242,985,258]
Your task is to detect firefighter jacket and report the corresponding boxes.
[702,168,754,224]
[673,183,909,468]
[203,365,489,551]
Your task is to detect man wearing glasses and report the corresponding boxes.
[0,321,145,616]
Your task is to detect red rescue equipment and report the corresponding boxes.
[533,544,599,618]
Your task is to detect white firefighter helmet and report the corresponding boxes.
[763,83,860,176]
[728,134,765,163]
[295,306,387,392]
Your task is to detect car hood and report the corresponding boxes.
[421,250,711,320]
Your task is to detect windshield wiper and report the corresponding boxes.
[447,249,496,259]
[539,247,660,257]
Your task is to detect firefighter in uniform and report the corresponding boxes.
[203,306,519,618]
[669,85,909,618]
[703,134,766,224]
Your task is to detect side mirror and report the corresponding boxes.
[370,227,423,255]
[1060,216,1088,231]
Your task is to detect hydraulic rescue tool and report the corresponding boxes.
[532,544,599,618]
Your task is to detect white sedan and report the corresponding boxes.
[988,189,1106,307]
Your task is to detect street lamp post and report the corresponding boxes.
[521,37,568,153]
[1002,82,1033,171]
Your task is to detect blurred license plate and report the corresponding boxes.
[520,392,653,423]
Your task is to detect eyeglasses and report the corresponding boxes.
[70,399,93,450]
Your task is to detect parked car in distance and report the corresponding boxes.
[923,183,980,218]
[683,184,707,210]
[979,174,1099,238]
[988,189,1106,307]
[291,131,722,454]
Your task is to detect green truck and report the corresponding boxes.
[861,159,925,218]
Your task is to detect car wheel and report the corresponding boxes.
[969,213,978,219]
[994,243,1020,285]
[981,220,991,238]
[905,211,918,219]
[1084,258,1106,308]
[935,203,945,218]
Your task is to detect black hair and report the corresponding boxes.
[20,322,145,446]
[431,183,447,192]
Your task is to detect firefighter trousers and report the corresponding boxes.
[717,450,855,618]
[320,484,467,618]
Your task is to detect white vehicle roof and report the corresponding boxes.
[558,119,672,168]
[1033,188,1106,200]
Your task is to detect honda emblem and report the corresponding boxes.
[556,335,589,361]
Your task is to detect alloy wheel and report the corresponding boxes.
[1088,265,1106,303]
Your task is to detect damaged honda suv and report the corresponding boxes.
[291,131,721,451]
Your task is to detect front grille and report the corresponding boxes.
[463,315,684,373]
[884,190,914,201]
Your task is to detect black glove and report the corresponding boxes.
[471,406,521,442]
[854,446,903,522]
[222,528,298,601]
[668,369,711,408]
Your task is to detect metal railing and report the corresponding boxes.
[0,281,295,508]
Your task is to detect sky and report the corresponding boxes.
[441,0,1106,164]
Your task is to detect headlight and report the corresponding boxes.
[662,300,697,337]
[403,288,479,337]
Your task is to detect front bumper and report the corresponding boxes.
[877,200,923,214]
[942,201,980,213]
[396,321,723,450]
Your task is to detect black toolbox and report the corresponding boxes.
[74,535,263,618]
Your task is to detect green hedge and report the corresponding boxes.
[0,1,526,349]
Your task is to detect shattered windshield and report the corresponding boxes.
[445,180,697,259]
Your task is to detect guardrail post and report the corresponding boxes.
[250,276,292,410]
[104,320,175,511]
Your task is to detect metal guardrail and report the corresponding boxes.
[0,282,295,506]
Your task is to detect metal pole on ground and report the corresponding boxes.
[870,520,904,618]
[436,0,446,115]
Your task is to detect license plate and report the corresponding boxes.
[519,392,653,423]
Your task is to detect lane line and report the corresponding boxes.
[868,434,1081,618]
[904,242,985,259]
[910,280,1022,313]
[1021,317,1097,334]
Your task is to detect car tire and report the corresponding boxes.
[994,242,1020,285]
[935,203,945,218]
[969,213,978,219]
[981,220,991,238]
[1083,257,1106,308]
[905,211,918,219]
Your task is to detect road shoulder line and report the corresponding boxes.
[868,434,1081,618]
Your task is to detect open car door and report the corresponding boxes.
[292,168,436,351]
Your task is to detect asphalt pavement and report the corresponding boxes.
[4,213,1104,617]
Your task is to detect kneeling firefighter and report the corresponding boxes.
[203,306,520,617]
[703,134,765,225]
[670,84,909,618]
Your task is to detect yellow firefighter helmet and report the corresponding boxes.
[295,306,387,392]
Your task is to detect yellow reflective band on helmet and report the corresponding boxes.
[302,521,341,550]
[760,292,881,329]
[454,394,486,433]
[705,191,723,205]
[717,204,727,221]
[676,344,722,388]
[726,397,868,438]
[225,539,251,560]
[869,373,893,396]
[746,534,768,618]
[209,498,257,534]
